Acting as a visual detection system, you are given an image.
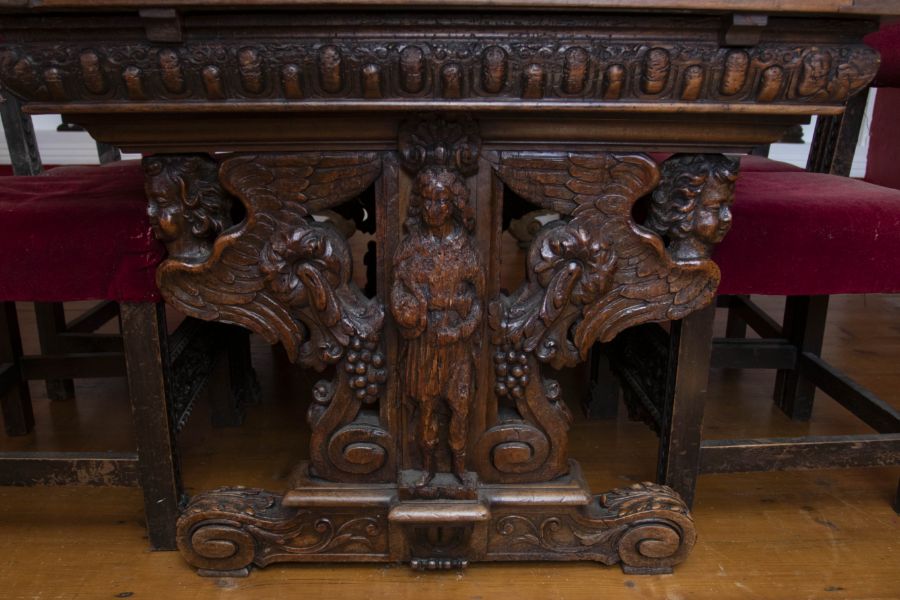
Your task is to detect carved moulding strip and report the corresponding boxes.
[145,152,396,483]
[0,38,877,109]
[176,461,695,575]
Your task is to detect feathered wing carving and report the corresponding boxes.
[156,153,383,370]
[154,152,395,483]
[493,152,720,370]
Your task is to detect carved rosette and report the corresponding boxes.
[146,152,396,483]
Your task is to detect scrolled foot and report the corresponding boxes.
[601,482,696,573]
[176,487,287,574]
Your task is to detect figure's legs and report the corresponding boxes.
[417,395,440,486]
[448,361,472,481]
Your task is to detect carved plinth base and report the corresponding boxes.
[176,460,695,576]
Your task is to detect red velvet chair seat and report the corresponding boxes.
[715,170,900,296]
[649,153,804,174]
[0,161,163,302]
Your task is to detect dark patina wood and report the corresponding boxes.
[0,302,34,436]
[0,1,887,574]
[0,452,141,487]
[134,114,749,573]
[698,435,900,474]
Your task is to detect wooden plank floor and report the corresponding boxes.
[1,294,898,599]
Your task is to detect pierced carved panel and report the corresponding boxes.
[146,152,396,483]
[144,115,734,575]
[145,123,737,492]
[475,149,734,483]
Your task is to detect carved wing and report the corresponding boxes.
[157,153,382,368]
[493,152,719,367]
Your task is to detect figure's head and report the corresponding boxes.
[647,154,739,253]
[143,155,230,247]
[409,166,474,232]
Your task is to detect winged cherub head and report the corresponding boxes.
[646,154,739,261]
[143,154,231,260]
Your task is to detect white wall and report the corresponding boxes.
[768,88,876,177]
[0,114,141,165]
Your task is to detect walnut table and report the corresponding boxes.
[0,0,892,575]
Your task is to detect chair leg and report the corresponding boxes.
[583,345,620,420]
[894,478,900,515]
[120,302,182,551]
[657,304,716,509]
[0,302,35,436]
[33,302,76,401]
[774,295,829,421]
[724,295,748,339]
[208,325,257,427]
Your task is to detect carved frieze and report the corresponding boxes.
[0,38,877,108]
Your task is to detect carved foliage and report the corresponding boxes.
[0,36,878,107]
[148,153,395,482]
[490,482,695,572]
[175,477,694,574]
[177,488,389,572]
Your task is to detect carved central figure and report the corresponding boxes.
[391,166,484,486]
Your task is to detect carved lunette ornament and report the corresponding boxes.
[145,153,395,483]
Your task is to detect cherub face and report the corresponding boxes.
[145,176,185,243]
[691,178,733,244]
[421,180,454,229]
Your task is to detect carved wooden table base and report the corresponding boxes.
[143,114,736,575]
[177,461,694,575]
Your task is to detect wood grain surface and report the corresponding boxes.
[1,0,898,16]
[0,247,898,598]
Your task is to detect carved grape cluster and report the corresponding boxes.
[343,335,387,404]
[493,343,531,400]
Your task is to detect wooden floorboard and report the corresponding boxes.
[0,290,898,599]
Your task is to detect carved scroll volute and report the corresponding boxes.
[392,115,484,487]
[147,152,397,483]
[478,151,736,483]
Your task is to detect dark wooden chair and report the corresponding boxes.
[602,26,900,511]
[0,95,257,549]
